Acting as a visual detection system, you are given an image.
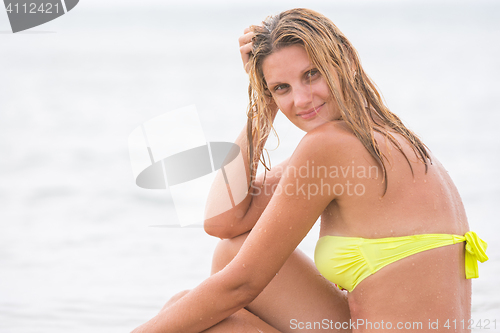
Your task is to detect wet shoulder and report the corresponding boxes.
[296,121,370,164]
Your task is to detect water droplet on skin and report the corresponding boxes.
[243,264,246,268]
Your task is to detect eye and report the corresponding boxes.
[306,69,319,79]
[273,84,289,92]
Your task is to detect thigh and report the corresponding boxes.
[247,247,351,333]
[212,232,351,333]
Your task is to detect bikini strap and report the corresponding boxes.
[464,231,488,279]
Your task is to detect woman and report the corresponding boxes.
[133,8,488,333]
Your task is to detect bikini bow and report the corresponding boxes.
[464,231,488,279]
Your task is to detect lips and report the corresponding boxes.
[298,103,325,119]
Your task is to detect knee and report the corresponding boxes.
[211,231,249,275]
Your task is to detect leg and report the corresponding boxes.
[211,232,351,333]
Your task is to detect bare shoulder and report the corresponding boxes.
[291,121,369,165]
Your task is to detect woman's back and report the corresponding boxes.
[318,120,469,237]
[316,120,471,330]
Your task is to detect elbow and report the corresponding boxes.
[230,267,266,307]
[204,218,234,239]
[235,274,268,308]
[226,274,262,310]
[215,255,267,311]
[236,283,261,308]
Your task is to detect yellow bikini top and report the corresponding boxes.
[314,231,488,292]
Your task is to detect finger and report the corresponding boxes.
[240,43,253,65]
[238,32,254,48]
[240,43,253,73]
[243,26,251,34]
[239,42,253,57]
[238,30,254,47]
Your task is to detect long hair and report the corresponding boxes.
[246,8,431,194]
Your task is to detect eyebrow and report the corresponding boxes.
[266,63,314,87]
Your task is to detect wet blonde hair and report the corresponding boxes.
[246,8,431,194]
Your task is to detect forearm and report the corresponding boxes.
[131,272,253,333]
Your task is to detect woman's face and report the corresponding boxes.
[262,44,342,132]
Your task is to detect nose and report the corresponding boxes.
[293,84,313,110]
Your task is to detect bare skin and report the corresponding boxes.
[131,26,471,333]
[161,154,352,333]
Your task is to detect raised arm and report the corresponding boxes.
[204,27,283,239]
[203,123,289,239]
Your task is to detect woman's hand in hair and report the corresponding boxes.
[239,26,279,116]
[238,27,254,73]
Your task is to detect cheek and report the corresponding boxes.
[318,81,333,100]
[272,95,288,111]
[273,98,293,119]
